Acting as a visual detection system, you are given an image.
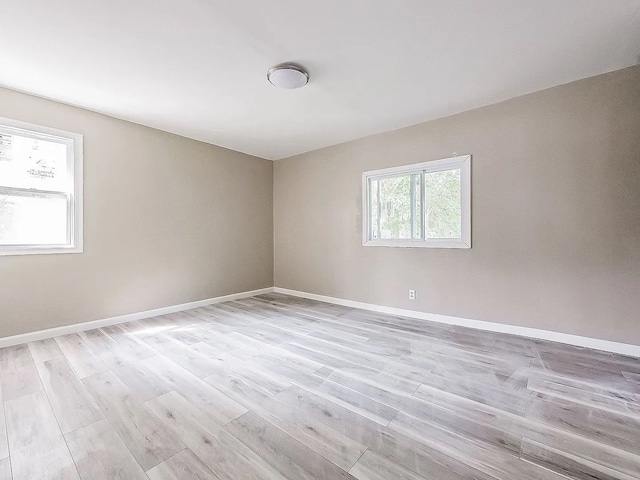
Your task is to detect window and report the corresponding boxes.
[0,117,83,255]
[363,155,470,248]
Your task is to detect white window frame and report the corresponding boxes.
[362,154,471,248]
[0,117,83,256]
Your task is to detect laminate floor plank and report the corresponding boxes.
[308,324,371,344]
[531,359,640,394]
[372,424,498,480]
[287,337,434,386]
[255,395,368,471]
[274,385,387,447]
[291,375,399,426]
[520,437,636,480]
[186,329,258,360]
[203,305,260,328]
[82,370,184,470]
[0,377,9,460]
[203,363,290,410]
[281,342,370,371]
[140,355,248,425]
[528,368,640,403]
[101,325,157,361]
[234,323,300,345]
[140,335,226,378]
[28,338,65,364]
[262,318,320,337]
[146,391,286,480]
[288,337,390,372]
[420,371,532,415]
[275,379,488,480]
[414,382,640,478]
[0,344,42,401]
[225,411,358,479]
[539,348,640,376]
[99,346,153,370]
[160,327,202,346]
[429,360,529,391]
[54,334,109,378]
[65,419,148,480]
[526,376,640,418]
[78,329,118,355]
[523,427,640,479]
[0,457,10,480]
[525,392,640,455]
[332,373,525,455]
[1,294,638,479]
[427,343,532,369]
[146,449,219,480]
[108,361,173,402]
[34,357,104,434]
[622,370,640,384]
[389,412,567,480]
[225,331,274,354]
[349,450,428,480]
[247,353,326,387]
[5,391,79,480]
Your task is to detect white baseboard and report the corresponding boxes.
[273,287,640,358]
[6,284,638,358]
[0,287,274,349]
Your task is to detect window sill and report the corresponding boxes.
[363,239,471,249]
[0,246,83,256]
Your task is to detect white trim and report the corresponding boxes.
[273,287,640,358]
[5,284,638,358]
[363,155,468,177]
[0,287,274,348]
[362,154,471,249]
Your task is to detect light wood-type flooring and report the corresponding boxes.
[0,293,639,479]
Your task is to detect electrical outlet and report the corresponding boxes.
[409,289,416,300]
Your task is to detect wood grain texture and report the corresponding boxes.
[82,370,184,470]
[349,450,428,480]
[146,449,219,480]
[0,344,42,401]
[0,381,8,460]
[5,391,79,480]
[28,338,65,364]
[65,419,148,480]
[225,411,358,479]
[0,293,638,479]
[0,457,10,480]
[108,361,173,402]
[140,355,247,425]
[146,391,286,480]
[33,357,104,434]
[54,334,108,378]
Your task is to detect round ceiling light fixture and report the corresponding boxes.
[267,63,309,89]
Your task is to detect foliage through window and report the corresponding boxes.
[0,117,83,255]
[363,155,470,248]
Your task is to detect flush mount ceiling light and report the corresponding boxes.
[267,63,309,89]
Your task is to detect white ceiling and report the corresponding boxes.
[2,1,640,160]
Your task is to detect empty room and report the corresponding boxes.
[1,1,639,479]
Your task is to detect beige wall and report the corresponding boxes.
[0,88,273,337]
[274,65,640,345]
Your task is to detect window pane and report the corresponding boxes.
[0,132,70,192]
[0,194,68,245]
[369,179,379,239]
[424,168,461,239]
[378,174,417,239]
[412,174,421,239]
